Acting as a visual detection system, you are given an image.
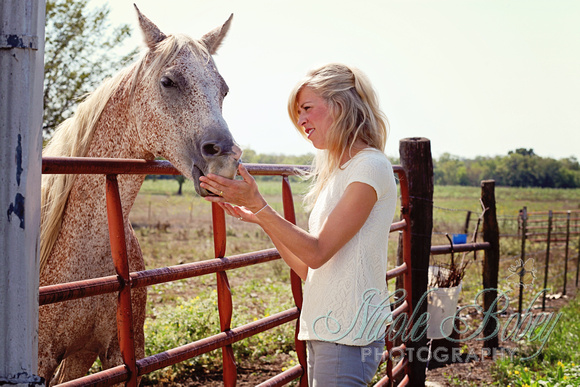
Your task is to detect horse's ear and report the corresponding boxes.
[134,4,167,49]
[201,14,233,55]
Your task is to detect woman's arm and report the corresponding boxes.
[216,198,309,278]
[265,232,309,280]
[200,164,377,271]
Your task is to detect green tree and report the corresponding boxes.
[43,0,137,138]
[175,175,185,195]
[434,153,470,186]
[509,148,536,157]
[560,157,580,171]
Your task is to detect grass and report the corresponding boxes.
[491,295,580,386]
[127,179,580,384]
[143,281,296,384]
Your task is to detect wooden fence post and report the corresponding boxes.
[399,138,433,387]
[518,207,527,322]
[481,180,500,350]
[464,211,472,235]
[542,211,553,311]
[576,224,580,287]
[563,211,571,295]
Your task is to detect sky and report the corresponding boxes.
[94,0,580,161]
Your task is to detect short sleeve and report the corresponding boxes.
[345,151,393,199]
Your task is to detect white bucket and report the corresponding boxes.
[427,266,462,339]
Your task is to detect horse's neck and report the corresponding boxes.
[88,85,150,161]
[86,87,151,217]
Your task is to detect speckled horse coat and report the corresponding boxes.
[38,8,241,385]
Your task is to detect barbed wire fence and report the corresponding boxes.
[518,209,580,311]
[430,203,580,315]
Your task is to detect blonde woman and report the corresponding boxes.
[200,63,397,386]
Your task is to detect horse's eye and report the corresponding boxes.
[160,76,176,88]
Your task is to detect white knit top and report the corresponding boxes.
[298,148,397,346]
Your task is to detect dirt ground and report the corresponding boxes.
[425,285,577,386]
[145,285,577,387]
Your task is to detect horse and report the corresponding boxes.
[38,6,242,384]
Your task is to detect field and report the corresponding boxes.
[430,185,580,310]
[129,177,580,385]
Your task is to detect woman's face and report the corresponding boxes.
[296,87,334,150]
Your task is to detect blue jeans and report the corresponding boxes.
[307,340,384,386]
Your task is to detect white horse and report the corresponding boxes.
[39,7,241,384]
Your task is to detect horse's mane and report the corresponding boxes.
[40,34,210,275]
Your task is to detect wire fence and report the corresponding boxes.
[517,209,580,311]
[430,203,580,318]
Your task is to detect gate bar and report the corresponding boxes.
[281,175,308,385]
[39,249,281,305]
[106,175,137,387]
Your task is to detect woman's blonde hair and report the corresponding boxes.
[287,63,389,208]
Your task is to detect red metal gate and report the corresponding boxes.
[40,157,412,386]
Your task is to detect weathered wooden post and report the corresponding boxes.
[481,180,500,350]
[572,224,580,288]
[463,211,472,235]
[518,207,527,321]
[542,211,553,311]
[563,211,571,295]
[0,1,45,386]
[399,138,433,387]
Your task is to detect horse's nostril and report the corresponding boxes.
[202,142,222,157]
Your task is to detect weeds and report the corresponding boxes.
[142,281,297,384]
[492,295,580,386]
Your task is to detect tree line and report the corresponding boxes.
[239,148,580,189]
[431,148,580,188]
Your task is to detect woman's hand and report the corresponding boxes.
[199,164,267,223]
[214,202,261,224]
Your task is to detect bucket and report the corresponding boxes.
[427,266,462,339]
[452,233,467,244]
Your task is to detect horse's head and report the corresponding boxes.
[131,6,242,196]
